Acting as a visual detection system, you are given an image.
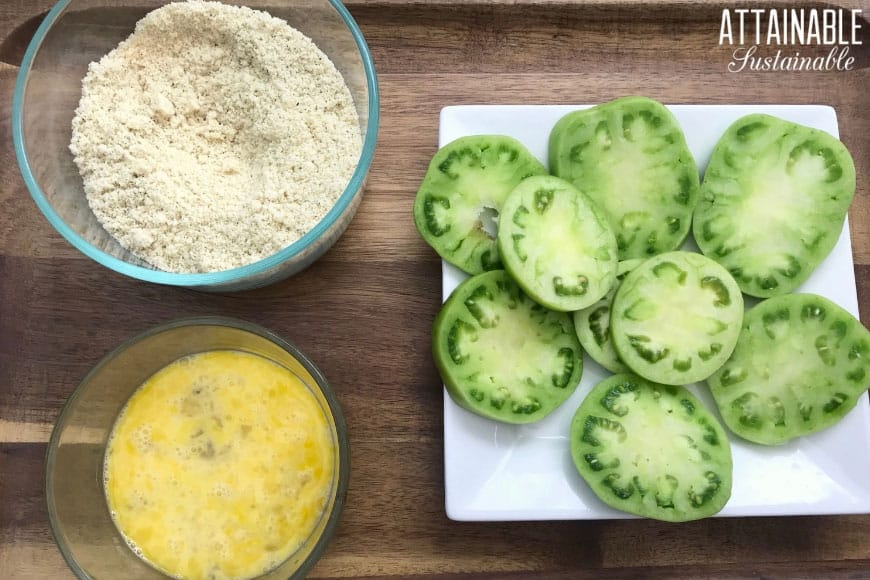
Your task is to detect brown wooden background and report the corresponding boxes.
[2,1,869,577]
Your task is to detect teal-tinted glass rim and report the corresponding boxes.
[12,0,379,286]
[45,316,351,579]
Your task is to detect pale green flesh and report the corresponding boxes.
[414,135,547,275]
[694,114,856,298]
[574,259,645,373]
[708,294,870,445]
[570,375,732,522]
[611,252,744,385]
[498,176,617,311]
[549,97,699,260]
[451,300,571,394]
[434,270,582,424]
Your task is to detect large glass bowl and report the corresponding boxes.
[13,0,379,291]
[45,317,349,578]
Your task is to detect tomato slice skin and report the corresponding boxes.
[433,270,583,424]
[693,114,856,298]
[707,293,870,445]
[497,175,618,312]
[610,251,744,385]
[413,135,547,275]
[549,96,700,261]
[573,259,645,373]
[570,373,733,522]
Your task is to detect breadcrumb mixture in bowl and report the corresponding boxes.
[14,0,379,290]
[72,1,362,274]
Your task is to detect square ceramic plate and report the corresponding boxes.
[441,104,870,521]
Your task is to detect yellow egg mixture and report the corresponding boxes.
[104,351,335,580]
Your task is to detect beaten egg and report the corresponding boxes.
[103,350,335,580]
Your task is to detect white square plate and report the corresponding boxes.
[441,104,870,521]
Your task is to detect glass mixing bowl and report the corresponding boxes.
[13,0,379,291]
[45,317,349,578]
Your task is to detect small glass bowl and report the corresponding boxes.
[45,317,349,579]
[13,0,379,291]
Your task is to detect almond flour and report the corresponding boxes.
[70,0,362,273]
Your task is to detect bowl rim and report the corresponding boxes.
[45,315,351,579]
[13,0,380,286]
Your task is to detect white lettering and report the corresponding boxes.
[752,9,765,44]
[721,8,861,71]
[728,44,856,72]
[719,9,734,45]
[807,10,821,44]
[729,45,755,72]
[823,9,837,45]
[790,9,805,45]
[735,9,749,44]
[767,10,781,44]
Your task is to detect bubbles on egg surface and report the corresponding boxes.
[122,533,145,560]
[167,394,185,409]
[122,488,149,509]
[166,537,181,554]
[210,482,233,497]
[130,424,153,453]
[282,428,306,443]
[176,355,194,367]
[223,373,243,389]
[173,445,192,460]
[211,538,231,566]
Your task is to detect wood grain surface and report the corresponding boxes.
[2,1,869,578]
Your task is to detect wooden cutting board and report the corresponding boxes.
[2,1,869,577]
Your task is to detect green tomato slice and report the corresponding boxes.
[570,374,733,522]
[611,251,744,385]
[693,114,856,298]
[433,270,583,424]
[413,135,547,275]
[497,175,618,312]
[573,259,645,373]
[548,96,700,260]
[707,293,870,445]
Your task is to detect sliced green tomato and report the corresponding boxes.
[497,175,618,312]
[413,135,547,275]
[548,96,700,261]
[610,251,744,385]
[570,374,733,522]
[707,293,870,445]
[433,270,583,424]
[693,114,856,298]
[573,259,645,373]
